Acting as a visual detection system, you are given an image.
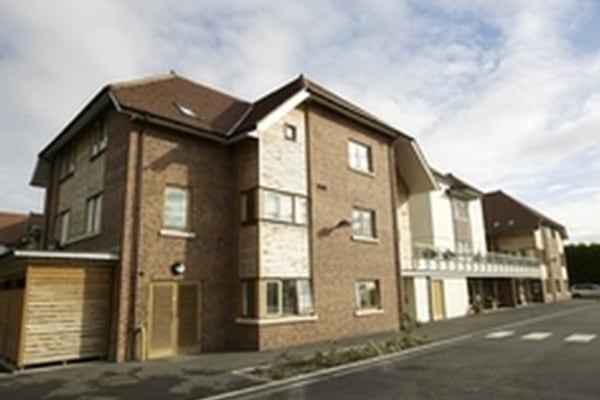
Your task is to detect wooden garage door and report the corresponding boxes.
[23,266,112,366]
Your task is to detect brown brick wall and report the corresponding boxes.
[45,109,131,253]
[256,104,401,349]
[132,126,238,352]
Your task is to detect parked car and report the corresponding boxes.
[571,283,600,299]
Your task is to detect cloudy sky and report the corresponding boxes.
[0,0,598,243]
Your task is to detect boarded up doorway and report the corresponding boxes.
[148,281,200,359]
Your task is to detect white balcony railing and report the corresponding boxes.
[405,243,542,279]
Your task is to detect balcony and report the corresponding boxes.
[403,243,542,279]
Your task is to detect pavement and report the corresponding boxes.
[0,300,596,400]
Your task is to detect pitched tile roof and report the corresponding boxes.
[482,191,567,238]
[431,169,483,196]
[110,73,251,135]
[109,72,412,140]
[0,212,44,247]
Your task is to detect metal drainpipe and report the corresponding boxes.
[129,117,146,361]
[388,137,405,330]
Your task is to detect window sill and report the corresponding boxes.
[64,231,101,246]
[354,308,384,317]
[58,171,74,184]
[90,148,107,161]
[159,229,196,239]
[236,315,318,326]
[348,166,375,178]
[351,235,379,244]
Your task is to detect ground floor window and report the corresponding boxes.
[241,279,314,318]
[355,280,381,310]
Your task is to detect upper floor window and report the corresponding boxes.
[56,210,70,244]
[352,208,376,238]
[59,145,76,179]
[262,189,308,225]
[348,140,372,173]
[91,119,108,157]
[355,280,381,310]
[163,186,189,231]
[264,191,293,222]
[86,193,103,234]
[240,190,257,223]
[453,199,469,220]
[283,123,297,142]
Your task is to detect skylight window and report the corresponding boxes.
[174,102,197,118]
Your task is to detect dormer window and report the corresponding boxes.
[175,102,197,118]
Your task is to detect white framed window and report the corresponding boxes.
[60,145,76,178]
[296,279,314,314]
[453,199,469,220]
[91,119,108,157]
[348,140,372,173]
[294,197,308,225]
[264,191,293,222]
[241,280,257,318]
[266,280,281,315]
[352,208,375,238]
[355,280,381,310]
[86,193,103,234]
[283,123,297,141]
[241,190,257,223]
[56,210,70,244]
[163,186,189,231]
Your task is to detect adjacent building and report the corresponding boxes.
[0,212,44,251]
[402,171,544,324]
[482,191,570,303]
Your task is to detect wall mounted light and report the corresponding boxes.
[171,262,186,276]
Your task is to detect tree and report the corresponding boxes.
[565,243,600,284]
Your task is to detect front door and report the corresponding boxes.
[148,282,200,359]
[431,279,446,320]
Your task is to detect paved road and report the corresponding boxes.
[235,301,600,400]
[1,301,596,400]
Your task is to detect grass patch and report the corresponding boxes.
[251,330,430,380]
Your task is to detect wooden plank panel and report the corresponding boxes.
[177,283,199,352]
[149,283,175,358]
[2,290,24,363]
[22,266,112,366]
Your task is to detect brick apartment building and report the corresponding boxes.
[6,73,435,365]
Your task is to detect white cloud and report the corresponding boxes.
[0,0,598,242]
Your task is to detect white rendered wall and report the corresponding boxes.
[414,277,431,323]
[469,200,488,255]
[429,183,456,251]
[443,278,469,319]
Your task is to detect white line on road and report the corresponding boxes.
[564,334,597,343]
[485,331,515,339]
[521,332,553,341]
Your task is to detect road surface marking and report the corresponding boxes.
[564,334,597,343]
[485,331,515,339]
[521,332,553,341]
